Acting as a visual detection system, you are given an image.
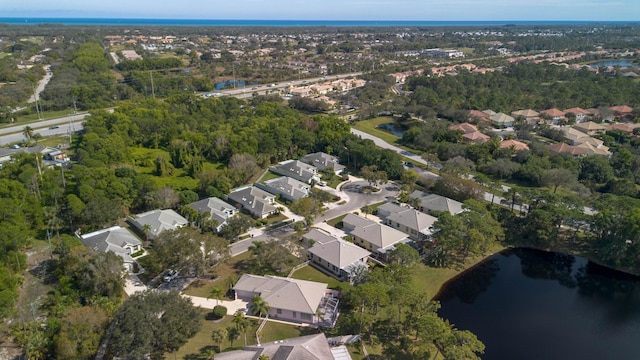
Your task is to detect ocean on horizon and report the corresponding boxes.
[0,18,638,27]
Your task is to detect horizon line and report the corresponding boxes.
[1,17,639,22]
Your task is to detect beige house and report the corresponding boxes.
[342,214,410,256]
[511,109,540,125]
[573,121,606,136]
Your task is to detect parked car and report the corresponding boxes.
[163,269,179,282]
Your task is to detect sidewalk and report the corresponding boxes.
[313,222,348,239]
[184,294,249,313]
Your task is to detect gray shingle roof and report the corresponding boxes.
[409,191,464,215]
[233,274,327,314]
[350,222,409,250]
[215,333,335,360]
[129,209,188,237]
[80,226,141,264]
[386,208,438,235]
[260,176,310,200]
[300,152,346,173]
[187,197,237,225]
[271,160,318,183]
[227,186,277,218]
[308,239,370,270]
[303,229,338,245]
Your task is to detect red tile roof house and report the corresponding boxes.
[448,122,478,134]
[462,131,491,144]
[547,142,588,157]
[610,105,634,120]
[564,107,590,123]
[500,139,530,152]
[540,108,567,125]
[468,110,490,123]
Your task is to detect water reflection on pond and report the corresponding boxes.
[436,248,640,360]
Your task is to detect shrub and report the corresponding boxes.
[211,305,227,319]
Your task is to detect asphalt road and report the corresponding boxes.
[229,223,296,257]
[0,116,86,145]
[318,180,400,222]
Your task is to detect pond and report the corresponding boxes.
[436,248,640,360]
[377,123,405,137]
[589,60,638,68]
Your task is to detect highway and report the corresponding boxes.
[0,114,88,145]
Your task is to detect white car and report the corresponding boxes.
[163,270,179,282]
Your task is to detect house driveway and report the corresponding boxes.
[184,294,249,314]
[124,274,147,296]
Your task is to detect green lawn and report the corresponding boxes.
[183,252,252,298]
[130,147,217,191]
[264,213,288,225]
[169,308,305,359]
[326,214,347,228]
[15,109,81,123]
[257,170,281,182]
[411,242,505,299]
[351,117,400,145]
[289,264,347,290]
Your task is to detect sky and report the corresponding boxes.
[2,0,640,21]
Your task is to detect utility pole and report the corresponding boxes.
[150,71,155,98]
[30,82,42,120]
[72,96,78,114]
[232,63,236,89]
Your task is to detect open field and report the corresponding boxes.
[351,117,399,145]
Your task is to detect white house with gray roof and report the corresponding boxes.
[377,202,438,241]
[80,226,142,272]
[233,274,339,327]
[303,229,339,245]
[308,236,370,282]
[343,214,410,256]
[409,191,464,216]
[256,176,310,201]
[187,197,237,232]
[271,159,320,184]
[127,209,188,240]
[300,152,346,174]
[227,186,277,218]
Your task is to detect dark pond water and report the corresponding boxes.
[436,248,640,360]
[589,60,638,68]
[377,123,405,137]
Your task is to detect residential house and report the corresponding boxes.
[564,107,590,123]
[540,108,566,125]
[300,152,346,175]
[80,226,142,272]
[573,121,606,136]
[0,145,70,168]
[490,112,515,128]
[187,197,237,232]
[227,186,277,218]
[257,176,310,201]
[342,214,410,256]
[500,139,530,152]
[215,333,348,360]
[409,191,464,215]
[511,109,541,125]
[290,87,312,97]
[462,131,490,144]
[606,123,635,134]
[232,274,339,327]
[448,123,478,134]
[128,209,188,240]
[468,110,490,123]
[547,142,587,157]
[574,138,611,156]
[303,228,339,245]
[271,160,320,184]
[610,105,634,120]
[307,234,370,282]
[377,202,438,241]
[561,126,591,145]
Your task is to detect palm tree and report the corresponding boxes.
[201,347,217,360]
[23,126,34,141]
[142,223,152,242]
[211,328,227,352]
[208,287,224,305]
[233,311,250,346]
[226,326,240,348]
[249,295,271,318]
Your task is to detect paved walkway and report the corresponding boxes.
[313,222,349,239]
[184,295,249,313]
